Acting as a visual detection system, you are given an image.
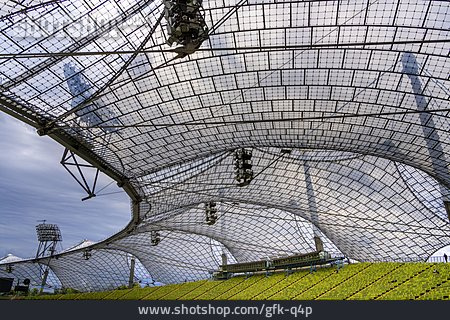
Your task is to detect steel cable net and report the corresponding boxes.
[48,248,148,292]
[0,0,449,289]
[0,254,61,289]
[110,231,239,284]
[139,148,449,262]
[0,242,151,292]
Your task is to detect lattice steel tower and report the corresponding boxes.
[35,222,62,292]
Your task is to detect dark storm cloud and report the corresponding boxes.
[0,114,130,258]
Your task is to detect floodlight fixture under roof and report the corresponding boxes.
[163,0,209,56]
[205,201,218,225]
[150,231,161,246]
[82,250,92,261]
[234,148,253,187]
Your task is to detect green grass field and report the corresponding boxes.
[16,263,450,300]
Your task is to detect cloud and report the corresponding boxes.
[0,114,130,258]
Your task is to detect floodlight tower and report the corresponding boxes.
[35,221,62,292]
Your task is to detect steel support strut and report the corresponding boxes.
[61,148,99,201]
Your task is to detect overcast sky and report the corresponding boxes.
[0,113,130,258]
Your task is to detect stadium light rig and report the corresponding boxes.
[151,231,161,246]
[35,222,62,293]
[234,148,253,187]
[163,0,209,57]
[205,201,218,225]
[35,222,62,260]
[5,265,13,273]
[82,250,92,261]
[36,223,62,246]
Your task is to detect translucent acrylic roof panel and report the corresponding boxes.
[139,203,343,262]
[48,247,143,292]
[0,0,449,287]
[138,148,449,263]
[111,231,238,284]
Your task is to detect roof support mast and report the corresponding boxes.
[401,53,450,221]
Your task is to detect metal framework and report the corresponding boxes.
[0,0,449,290]
[61,148,100,201]
[35,223,62,258]
[35,222,62,291]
